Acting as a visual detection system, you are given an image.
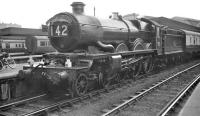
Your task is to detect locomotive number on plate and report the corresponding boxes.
[52,22,69,37]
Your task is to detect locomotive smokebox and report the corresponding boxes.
[71,2,85,15]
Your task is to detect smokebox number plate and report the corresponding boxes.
[52,22,69,37]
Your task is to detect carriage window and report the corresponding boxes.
[0,44,2,49]
[40,41,46,46]
[140,21,148,31]
[196,37,198,45]
[199,37,200,45]
[48,41,51,46]
[16,44,18,47]
[6,43,10,48]
[19,44,21,48]
[22,43,24,48]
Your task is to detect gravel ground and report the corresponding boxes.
[117,65,200,116]
[52,60,200,116]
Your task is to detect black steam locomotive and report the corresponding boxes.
[16,2,200,98]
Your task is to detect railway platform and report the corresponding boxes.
[0,63,27,79]
[178,82,200,116]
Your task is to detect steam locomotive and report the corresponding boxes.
[13,2,200,98]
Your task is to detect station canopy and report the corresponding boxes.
[148,17,200,33]
[0,27,47,36]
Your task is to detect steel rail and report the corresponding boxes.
[1,77,135,116]
[0,94,46,109]
[101,62,200,116]
[21,82,125,116]
[157,74,200,116]
[0,68,149,115]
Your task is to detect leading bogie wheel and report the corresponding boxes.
[72,73,88,96]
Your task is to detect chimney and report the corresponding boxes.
[111,12,119,20]
[71,2,85,15]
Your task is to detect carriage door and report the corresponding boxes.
[156,27,162,55]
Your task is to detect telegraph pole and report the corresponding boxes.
[94,6,96,16]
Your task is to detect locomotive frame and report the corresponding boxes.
[19,49,156,97]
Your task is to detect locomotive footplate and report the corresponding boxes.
[44,49,157,60]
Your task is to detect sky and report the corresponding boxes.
[0,0,199,28]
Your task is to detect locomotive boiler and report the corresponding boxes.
[47,2,147,53]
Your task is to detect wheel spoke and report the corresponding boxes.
[73,73,88,96]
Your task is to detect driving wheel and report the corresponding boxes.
[72,73,88,96]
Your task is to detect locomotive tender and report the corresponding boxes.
[16,2,200,98]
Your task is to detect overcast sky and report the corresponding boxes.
[0,0,199,28]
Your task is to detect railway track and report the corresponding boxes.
[0,75,142,116]
[102,63,200,116]
[157,74,200,116]
[0,61,199,116]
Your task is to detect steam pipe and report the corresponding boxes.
[95,41,115,53]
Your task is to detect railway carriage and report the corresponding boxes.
[25,36,56,54]
[0,27,56,56]
[0,35,56,56]
[183,30,200,54]
[0,36,26,56]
